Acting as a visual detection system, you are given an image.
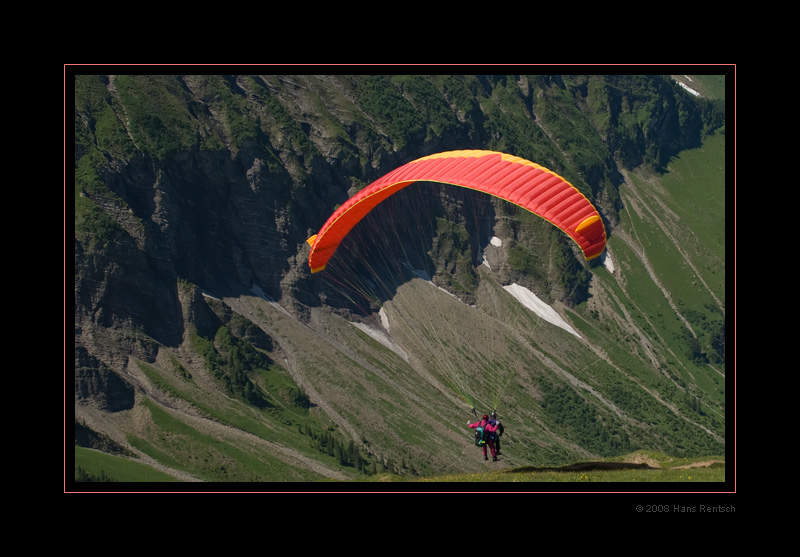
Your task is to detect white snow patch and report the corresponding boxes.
[379,306,391,331]
[504,283,582,338]
[677,82,700,96]
[601,251,615,273]
[481,236,504,269]
[352,317,409,361]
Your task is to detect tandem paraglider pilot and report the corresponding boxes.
[488,411,504,455]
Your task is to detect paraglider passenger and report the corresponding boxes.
[467,414,500,461]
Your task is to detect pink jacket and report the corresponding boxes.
[468,420,498,433]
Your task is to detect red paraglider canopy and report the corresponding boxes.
[308,150,606,273]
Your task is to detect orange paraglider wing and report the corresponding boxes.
[308,150,606,273]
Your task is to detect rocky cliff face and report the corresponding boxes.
[72,73,726,481]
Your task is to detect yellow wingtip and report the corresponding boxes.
[575,215,601,233]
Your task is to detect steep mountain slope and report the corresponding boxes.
[71,72,728,483]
